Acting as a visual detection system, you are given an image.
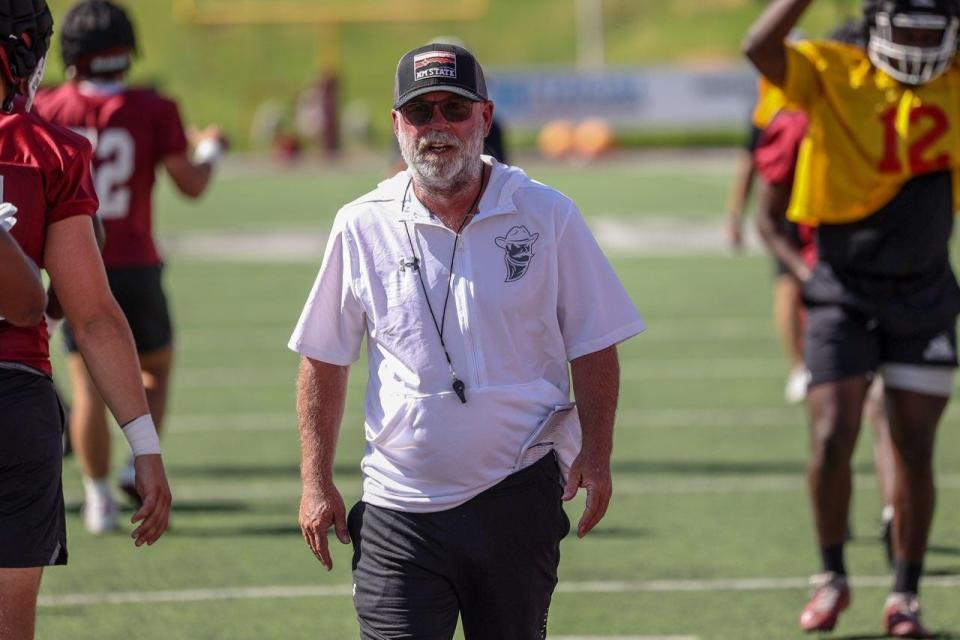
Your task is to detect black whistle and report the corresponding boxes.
[452,378,467,403]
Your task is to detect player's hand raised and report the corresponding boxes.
[130,454,172,546]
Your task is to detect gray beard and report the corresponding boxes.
[398,126,485,197]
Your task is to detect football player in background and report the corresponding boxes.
[753,17,899,570]
[0,1,171,637]
[726,76,811,404]
[745,0,960,635]
[33,0,227,535]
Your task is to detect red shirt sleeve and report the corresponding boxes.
[753,110,809,186]
[45,134,99,225]
[153,96,189,159]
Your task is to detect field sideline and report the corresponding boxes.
[38,155,960,639]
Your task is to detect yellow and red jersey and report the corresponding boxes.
[752,76,790,130]
[780,40,960,225]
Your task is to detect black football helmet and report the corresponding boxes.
[60,0,136,78]
[0,0,53,112]
[864,0,960,84]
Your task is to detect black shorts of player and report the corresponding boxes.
[804,303,957,386]
[348,453,570,640]
[0,368,68,568]
[63,264,172,354]
[803,263,960,386]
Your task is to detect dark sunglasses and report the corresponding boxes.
[399,97,475,126]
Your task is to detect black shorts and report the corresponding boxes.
[63,264,172,354]
[0,369,68,568]
[803,255,960,387]
[348,454,570,640]
[805,303,957,386]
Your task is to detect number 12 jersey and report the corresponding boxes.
[34,83,189,269]
[782,40,960,226]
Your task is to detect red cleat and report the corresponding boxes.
[799,572,851,633]
[883,592,935,638]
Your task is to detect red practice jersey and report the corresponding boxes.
[0,100,98,375]
[34,83,189,268]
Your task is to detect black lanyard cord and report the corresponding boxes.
[400,171,485,403]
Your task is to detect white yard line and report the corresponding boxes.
[554,637,698,640]
[62,473,960,504]
[158,217,760,263]
[38,575,960,608]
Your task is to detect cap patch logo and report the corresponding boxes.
[495,225,539,282]
[414,51,457,81]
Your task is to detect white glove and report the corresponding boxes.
[0,202,18,231]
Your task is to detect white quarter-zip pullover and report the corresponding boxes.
[290,157,644,512]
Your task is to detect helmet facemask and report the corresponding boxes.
[868,10,959,84]
[21,50,44,110]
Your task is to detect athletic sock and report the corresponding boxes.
[881,505,895,524]
[821,544,847,576]
[893,559,923,594]
[83,476,112,506]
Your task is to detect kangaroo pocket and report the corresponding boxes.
[361,379,572,511]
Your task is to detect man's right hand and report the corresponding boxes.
[299,483,351,570]
[727,216,745,252]
[130,454,172,547]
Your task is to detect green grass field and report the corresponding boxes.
[37,154,960,639]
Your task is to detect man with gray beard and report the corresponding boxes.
[290,43,645,640]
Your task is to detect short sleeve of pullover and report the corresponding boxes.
[288,213,366,364]
[554,201,645,360]
[781,41,825,112]
[46,135,98,225]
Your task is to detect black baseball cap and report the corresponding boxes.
[393,43,488,109]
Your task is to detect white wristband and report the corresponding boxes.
[122,414,162,457]
[193,137,224,166]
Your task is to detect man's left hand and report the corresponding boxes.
[562,451,612,538]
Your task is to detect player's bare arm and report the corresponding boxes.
[0,227,46,327]
[45,215,103,322]
[297,356,352,570]
[725,150,757,251]
[755,180,813,282]
[44,215,172,546]
[743,0,815,85]
[162,126,230,198]
[564,344,620,538]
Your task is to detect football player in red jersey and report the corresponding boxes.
[745,0,960,635]
[33,0,227,534]
[0,1,171,637]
